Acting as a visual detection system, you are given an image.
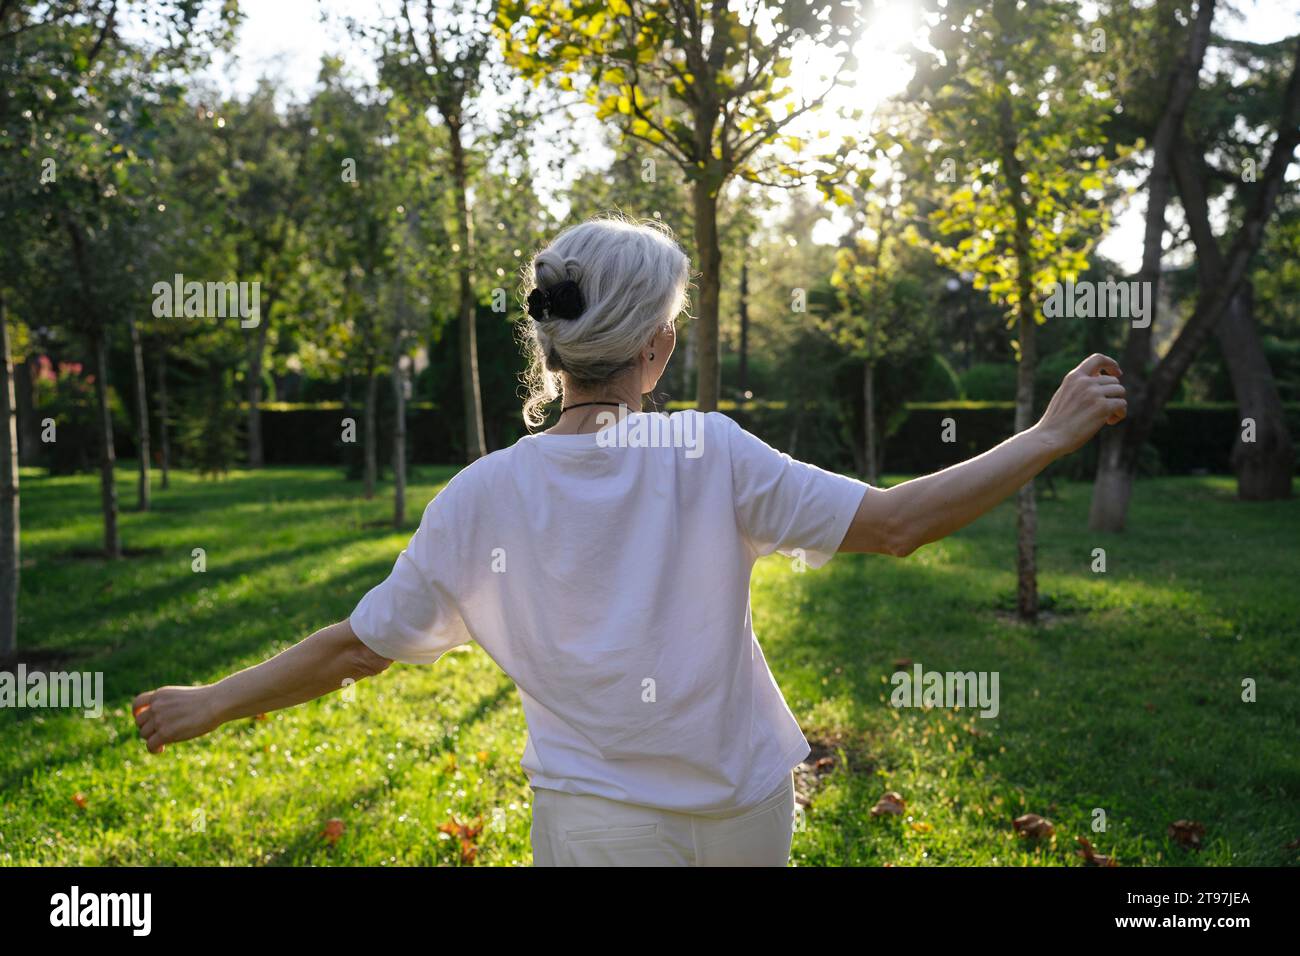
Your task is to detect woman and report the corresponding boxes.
[133,216,1126,866]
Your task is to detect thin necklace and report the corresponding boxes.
[559,401,626,414]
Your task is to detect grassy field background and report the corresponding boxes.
[2,464,1297,866]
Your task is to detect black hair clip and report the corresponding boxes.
[527,279,585,322]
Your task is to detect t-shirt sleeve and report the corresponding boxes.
[722,413,870,569]
[348,489,472,665]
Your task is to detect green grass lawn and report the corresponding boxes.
[2,463,1297,866]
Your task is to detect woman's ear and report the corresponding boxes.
[643,324,675,390]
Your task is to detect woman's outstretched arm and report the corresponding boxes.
[841,353,1126,557]
[133,619,392,754]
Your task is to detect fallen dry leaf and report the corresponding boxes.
[439,815,484,864]
[893,658,913,670]
[320,818,345,846]
[1012,813,1056,839]
[1168,819,1205,851]
[1075,836,1117,867]
[72,792,87,809]
[1284,837,1300,851]
[870,791,907,817]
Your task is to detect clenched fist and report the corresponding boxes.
[133,685,222,754]
[1037,353,1127,456]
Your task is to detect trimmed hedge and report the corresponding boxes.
[100,400,1300,477]
[889,402,1300,476]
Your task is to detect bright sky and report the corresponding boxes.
[205,0,1300,271]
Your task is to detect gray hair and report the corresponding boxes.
[519,215,690,429]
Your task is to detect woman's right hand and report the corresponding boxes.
[133,685,223,754]
[1036,353,1127,457]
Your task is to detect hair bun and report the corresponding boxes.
[527,279,585,322]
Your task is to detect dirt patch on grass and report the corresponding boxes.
[794,731,876,807]
[991,609,1074,629]
[59,546,165,561]
[990,591,1091,629]
[0,647,80,672]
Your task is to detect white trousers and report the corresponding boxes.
[530,773,795,867]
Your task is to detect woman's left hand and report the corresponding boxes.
[133,685,223,754]
[131,620,390,755]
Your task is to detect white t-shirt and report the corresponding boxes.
[349,410,869,815]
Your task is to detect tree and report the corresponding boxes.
[381,96,453,525]
[214,81,309,469]
[1,0,125,602]
[148,91,252,481]
[1088,6,1300,529]
[1205,30,1300,500]
[1120,5,1297,501]
[1172,137,1294,499]
[301,64,395,499]
[723,189,836,439]
[3,0,235,560]
[0,291,17,662]
[828,178,933,484]
[300,60,457,514]
[147,86,247,488]
[358,0,497,462]
[905,0,1116,620]
[497,0,863,411]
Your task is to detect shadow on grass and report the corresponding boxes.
[263,780,394,866]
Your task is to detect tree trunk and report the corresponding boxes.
[1124,0,1216,377]
[1088,3,1229,532]
[1170,137,1293,501]
[1013,312,1039,622]
[246,312,271,468]
[998,92,1040,621]
[1,293,19,661]
[849,413,866,476]
[1216,284,1293,499]
[738,257,750,398]
[692,176,722,412]
[1089,429,1139,532]
[13,356,35,467]
[62,215,120,554]
[448,119,486,461]
[392,350,407,528]
[864,359,879,486]
[680,320,696,400]
[157,345,171,491]
[363,365,377,500]
[126,313,149,511]
[92,330,120,559]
